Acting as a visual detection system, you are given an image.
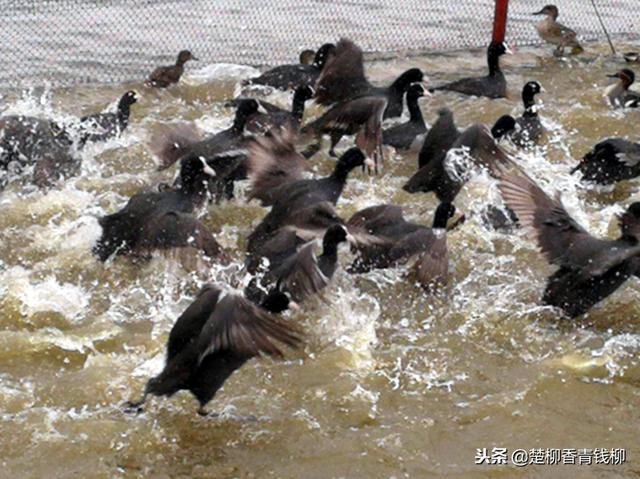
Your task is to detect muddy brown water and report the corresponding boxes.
[1,42,640,478]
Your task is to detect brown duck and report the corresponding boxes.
[533,5,583,56]
[146,50,197,88]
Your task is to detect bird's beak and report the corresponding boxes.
[532,9,544,15]
[539,85,546,93]
[257,103,269,115]
[504,43,514,55]
[364,157,376,172]
[192,56,200,61]
[308,86,316,96]
[345,233,357,246]
[200,157,217,177]
[607,73,620,79]
[288,300,300,312]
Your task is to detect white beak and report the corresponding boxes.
[364,158,376,170]
[257,103,269,115]
[504,43,514,55]
[199,156,217,177]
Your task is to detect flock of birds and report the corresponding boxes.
[2,5,640,416]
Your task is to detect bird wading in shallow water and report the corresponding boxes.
[124,284,303,416]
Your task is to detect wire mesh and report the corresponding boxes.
[0,0,638,87]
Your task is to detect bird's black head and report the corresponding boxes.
[394,68,424,91]
[533,5,559,18]
[523,81,543,97]
[294,85,315,102]
[407,83,426,100]
[177,50,197,64]
[491,115,516,139]
[488,41,511,58]
[120,90,138,107]
[233,99,261,130]
[261,289,294,314]
[313,43,336,69]
[608,69,636,86]
[433,202,456,229]
[299,49,316,65]
[323,224,349,248]
[337,147,366,170]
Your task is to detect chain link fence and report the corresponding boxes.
[0,0,638,87]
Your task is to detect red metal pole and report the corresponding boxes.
[492,0,510,43]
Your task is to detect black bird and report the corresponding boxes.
[509,81,545,146]
[150,99,262,170]
[314,38,424,119]
[146,50,198,88]
[246,128,311,206]
[416,108,460,170]
[78,91,138,144]
[499,170,640,318]
[604,69,640,108]
[0,115,76,188]
[124,284,303,415]
[347,202,459,291]
[251,147,372,208]
[382,83,429,151]
[93,155,226,262]
[431,41,511,99]
[403,117,515,203]
[246,201,345,263]
[243,44,336,91]
[572,138,640,185]
[238,85,315,134]
[300,95,387,162]
[246,224,352,304]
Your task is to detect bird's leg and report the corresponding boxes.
[329,131,343,157]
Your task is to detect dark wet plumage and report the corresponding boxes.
[300,95,387,162]
[508,81,545,146]
[147,50,197,88]
[246,224,351,304]
[78,91,138,144]
[347,202,457,291]
[431,41,510,98]
[314,38,424,118]
[0,115,76,188]
[403,117,514,203]
[382,83,428,151]
[243,44,336,90]
[499,171,640,318]
[572,138,640,185]
[124,284,303,415]
[93,155,226,262]
[241,85,315,133]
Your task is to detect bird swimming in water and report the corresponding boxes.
[93,155,227,263]
[300,94,387,163]
[124,284,303,416]
[499,169,640,318]
[533,5,583,56]
[492,81,545,147]
[243,44,336,91]
[77,91,138,144]
[347,202,461,292]
[403,116,515,203]
[572,138,640,185]
[314,38,424,119]
[382,83,429,151]
[0,115,76,188]
[603,69,640,108]
[246,224,353,304]
[146,50,198,88]
[230,85,315,134]
[431,41,511,99]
